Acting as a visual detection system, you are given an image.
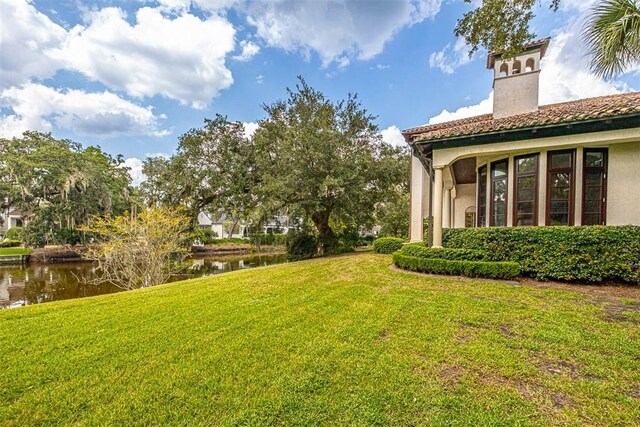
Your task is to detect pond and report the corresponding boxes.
[0,253,287,309]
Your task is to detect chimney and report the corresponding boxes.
[487,38,550,119]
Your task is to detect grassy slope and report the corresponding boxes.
[0,248,31,256]
[1,253,638,426]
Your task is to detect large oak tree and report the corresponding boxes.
[254,78,406,253]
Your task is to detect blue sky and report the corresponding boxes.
[1,0,638,184]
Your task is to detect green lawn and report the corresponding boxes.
[0,247,31,256]
[1,253,638,426]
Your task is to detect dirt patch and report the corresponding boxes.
[388,264,520,285]
[519,277,640,300]
[376,329,391,343]
[390,264,640,300]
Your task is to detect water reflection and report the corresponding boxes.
[0,254,286,309]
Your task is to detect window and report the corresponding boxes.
[514,154,538,226]
[499,63,508,77]
[477,165,487,227]
[512,60,521,74]
[465,207,476,228]
[547,150,575,225]
[490,160,508,226]
[582,149,608,225]
[525,58,535,72]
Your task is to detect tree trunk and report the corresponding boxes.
[311,210,335,256]
[228,219,239,239]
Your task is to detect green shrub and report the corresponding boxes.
[5,227,23,241]
[400,243,487,261]
[192,228,218,244]
[443,226,640,284]
[0,239,22,248]
[51,229,82,246]
[393,252,521,280]
[287,234,317,261]
[373,237,405,254]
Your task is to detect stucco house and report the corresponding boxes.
[404,38,640,247]
[0,209,26,237]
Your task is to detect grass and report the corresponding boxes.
[0,247,31,256]
[1,253,639,426]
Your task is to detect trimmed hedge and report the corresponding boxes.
[373,237,405,254]
[0,239,22,248]
[400,243,487,261]
[443,226,640,284]
[393,252,521,279]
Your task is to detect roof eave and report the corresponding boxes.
[409,113,640,150]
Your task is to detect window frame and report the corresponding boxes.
[490,159,509,227]
[477,165,487,227]
[582,148,608,226]
[546,149,576,226]
[513,153,539,226]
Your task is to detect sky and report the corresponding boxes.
[1,0,638,185]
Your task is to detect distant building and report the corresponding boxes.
[0,209,26,237]
[197,212,295,239]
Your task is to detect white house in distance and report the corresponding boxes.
[404,38,640,247]
[0,209,25,237]
[197,212,294,239]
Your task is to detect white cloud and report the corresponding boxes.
[429,37,473,74]
[233,40,260,61]
[49,7,236,108]
[121,157,146,186]
[142,0,240,13]
[246,0,441,67]
[429,94,493,124]
[256,74,264,84]
[243,121,259,138]
[381,125,406,147]
[428,15,634,124]
[0,0,66,88]
[0,83,168,138]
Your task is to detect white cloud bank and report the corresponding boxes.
[243,121,259,139]
[121,157,146,187]
[49,7,236,108]
[0,0,66,88]
[381,125,406,147]
[0,83,168,138]
[246,0,441,66]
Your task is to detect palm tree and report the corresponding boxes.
[583,0,640,79]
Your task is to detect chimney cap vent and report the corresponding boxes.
[487,37,550,69]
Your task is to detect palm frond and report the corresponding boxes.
[583,0,640,79]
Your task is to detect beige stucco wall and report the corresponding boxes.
[453,183,476,228]
[409,154,430,242]
[493,71,540,119]
[607,141,640,225]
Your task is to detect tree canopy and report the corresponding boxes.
[0,131,134,246]
[254,78,407,252]
[142,79,409,252]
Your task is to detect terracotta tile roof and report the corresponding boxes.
[403,92,640,143]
